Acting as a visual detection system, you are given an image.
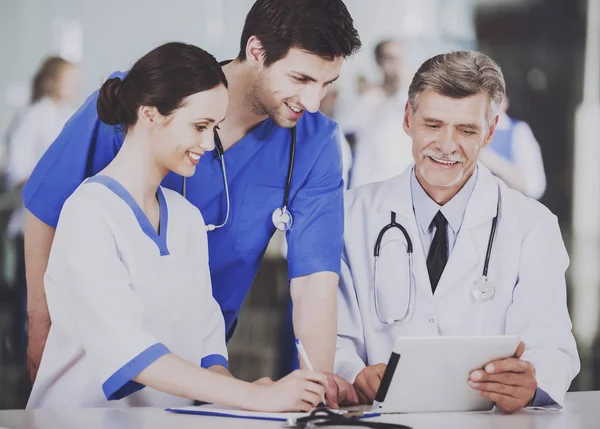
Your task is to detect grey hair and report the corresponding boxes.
[408,51,505,123]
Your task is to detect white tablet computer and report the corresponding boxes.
[373,335,520,413]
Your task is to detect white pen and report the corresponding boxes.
[295,339,327,406]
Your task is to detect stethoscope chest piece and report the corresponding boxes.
[472,276,496,302]
[271,127,297,232]
[272,207,293,231]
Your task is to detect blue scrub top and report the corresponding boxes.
[23,71,344,339]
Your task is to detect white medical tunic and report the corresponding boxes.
[27,175,227,409]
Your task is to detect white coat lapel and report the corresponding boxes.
[380,166,434,296]
[433,165,499,300]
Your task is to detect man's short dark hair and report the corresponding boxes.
[238,0,362,66]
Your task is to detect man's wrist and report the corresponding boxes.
[524,389,537,407]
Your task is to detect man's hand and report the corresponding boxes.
[353,364,386,404]
[469,342,537,413]
[323,372,359,409]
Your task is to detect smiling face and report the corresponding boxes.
[149,84,229,177]
[247,47,343,128]
[404,89,498,203]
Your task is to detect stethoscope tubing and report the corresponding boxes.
[182,127,296,232]
[373,186,501,325]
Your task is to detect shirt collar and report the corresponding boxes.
[411,167,478,235]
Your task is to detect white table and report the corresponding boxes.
[0,391,598,429]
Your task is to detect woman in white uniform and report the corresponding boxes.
[27,42,326,411]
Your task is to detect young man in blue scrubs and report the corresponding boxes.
[23,0,361,407]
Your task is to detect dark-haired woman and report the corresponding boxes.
[27,42,326,412]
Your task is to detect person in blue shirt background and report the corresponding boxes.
[479,95,547,200]
[23,0,361,408]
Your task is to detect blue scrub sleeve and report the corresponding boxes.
[22,71,127,228]
[286,126,344,280]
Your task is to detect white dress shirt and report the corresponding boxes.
[410,168,478,258]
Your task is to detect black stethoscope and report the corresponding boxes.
[181,127,297,232]
[372,186,500,325]
[283,405,411,428]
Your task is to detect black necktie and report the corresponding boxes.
[427,211,448,293]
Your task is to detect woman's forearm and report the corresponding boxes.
[134,353,256,409]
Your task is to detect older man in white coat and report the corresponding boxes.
[335,51,579,413]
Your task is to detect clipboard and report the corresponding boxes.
[166,404,381,422]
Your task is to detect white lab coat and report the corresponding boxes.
[27,179,227,409]
[335,165,580,407]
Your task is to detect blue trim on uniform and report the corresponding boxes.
[87,176,170,256]
[156,187,168,251]
[102,343,170,401]
[200,354,229,370]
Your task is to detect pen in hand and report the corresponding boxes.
[295,339,327,407]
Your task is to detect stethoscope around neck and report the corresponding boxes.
[373,187,501,325]
[181,127,297,232]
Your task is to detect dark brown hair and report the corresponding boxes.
[97,42,228,132]
[237,0,361,66]
[31,56,73,103]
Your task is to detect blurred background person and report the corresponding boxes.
[341,39,413,188]
[3,56,81,366]
[355,74,372,97]
[479,94,547,200]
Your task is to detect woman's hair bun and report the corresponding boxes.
[97,77,127,125]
